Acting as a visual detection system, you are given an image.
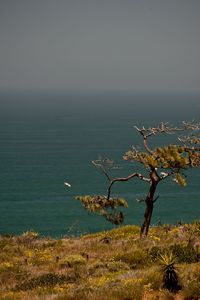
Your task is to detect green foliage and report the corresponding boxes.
[59,255,86,268]
[107,225,140,238]
[183,280,200,299]
[1,223,200,299]
[148,246,163,262]
[75,195,128,225]
[191,220,200,235]
[75,195,128,212]
[105,280,144,300]
[105,260,130,272]
[65,278,144,300]
[174,173,187,186]
[189,151,200,167]
[142,266,163,290]
[159,251,176,267]
[169,244,199,263]
[155,145,188,169]
[114,249,148,269]
[182,265,200,299]
[0,264,29,285]
[76,122,200,235]
[14,273,73,291]
[124,144,190,172]
[16,230,40,246]
[149,243,199,264]
[21,230,39,239]
[0,238,14,251]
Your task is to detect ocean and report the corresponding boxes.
[0,90,200,237]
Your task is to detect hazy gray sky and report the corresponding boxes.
[0,0,200,91]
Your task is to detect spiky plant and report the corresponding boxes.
[159,252,181,293]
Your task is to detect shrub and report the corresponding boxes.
[59,255,86,268]
[14,272,75,291]
[114,249,148,269]
[74,277,144,300]
[0,263,28,285]
[148,246,163,262]
[0,238,14,250]
[182,263,200,299]
[16,231,39,246]
[142,266,162,290]
[106,260,130,272]
[170,244,199,263]
[183,280,200,299]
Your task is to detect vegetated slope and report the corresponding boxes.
[0,222,200,300]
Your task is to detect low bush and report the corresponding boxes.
[170,244,199,263]
[0,263,29,285]
[14,273,75,291]
[183,279,200,299]
[114,249,148,269]
[148,246,163,262]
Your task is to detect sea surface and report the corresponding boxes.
[0,90,200,237]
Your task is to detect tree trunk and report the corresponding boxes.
[140,171,159,238]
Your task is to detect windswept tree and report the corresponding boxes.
[76,121,200,238]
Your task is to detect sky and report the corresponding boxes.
[0,0,200,91]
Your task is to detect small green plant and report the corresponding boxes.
[159,252,181,293]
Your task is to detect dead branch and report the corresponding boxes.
[135,122,183,137]
[182,120,200,131]
[107,172,150,200]
[153,194,160,203]
[92,160,111,181]
[134,122,183,154]
[134,121,200,157]
[159,171,175,180]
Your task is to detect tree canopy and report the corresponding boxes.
[76,121,200,237]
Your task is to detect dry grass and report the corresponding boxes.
[0,222,200,300]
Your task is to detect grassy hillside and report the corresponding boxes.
[0,222,200,300]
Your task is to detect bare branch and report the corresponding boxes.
[153,194,160,203]
[159,171,174,180]
[92,160,111,181]
[107,172,150,200]
[135,122,183,136]
[178,134,200,151]
[135,121,199,145]
[134,122,184,154]
[185,146,200,152]
[182,120,200,131]
[144,136,154,154]
[134,126,154,154]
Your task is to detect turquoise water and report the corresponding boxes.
[0,90,199,237]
